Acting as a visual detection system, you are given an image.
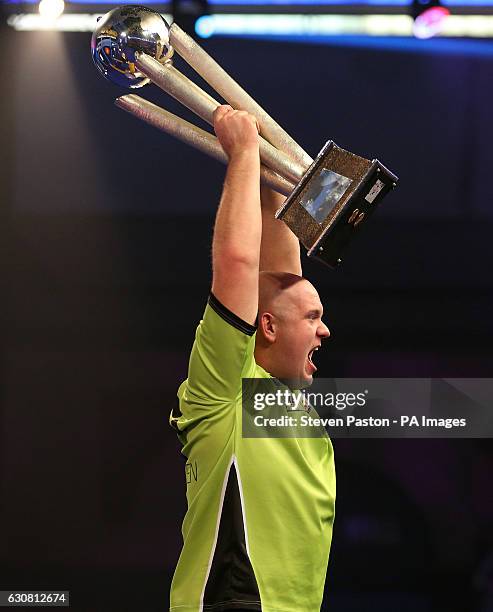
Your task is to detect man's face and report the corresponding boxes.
[271,280,330,387]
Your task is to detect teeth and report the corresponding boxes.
[308,346,320,363]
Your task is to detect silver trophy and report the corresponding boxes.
[91,6,398,267]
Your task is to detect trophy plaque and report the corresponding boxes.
[91,5,398,268]
[277,141,397,268]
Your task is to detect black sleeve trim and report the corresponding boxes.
[208,293,257,336]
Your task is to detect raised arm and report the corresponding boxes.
[211,105,261,326]
[259,185,302,276]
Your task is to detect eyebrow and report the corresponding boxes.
[306,309,323,318]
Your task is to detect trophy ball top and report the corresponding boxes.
[91,5,173,89]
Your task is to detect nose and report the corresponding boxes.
[318,320,330,339]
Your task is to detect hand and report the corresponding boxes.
[213,105,260,159]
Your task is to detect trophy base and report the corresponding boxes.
[276,141,398,268]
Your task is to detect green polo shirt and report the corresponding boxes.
[169,294,336,612]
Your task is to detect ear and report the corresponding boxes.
[259,312,277,344]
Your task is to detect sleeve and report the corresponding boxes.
[184,293,257,404]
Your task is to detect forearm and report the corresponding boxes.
[210,106,262,324]
[259,185,302,275]
[213,149,261,267]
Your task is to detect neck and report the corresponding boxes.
[254,343,280,378]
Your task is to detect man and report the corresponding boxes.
[169,105,336,612]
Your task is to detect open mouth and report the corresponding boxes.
[307,346,320,372]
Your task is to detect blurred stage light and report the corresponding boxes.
[7,12,172,30]
[39,0,65,20]
[196,14,413,37]
[172,0,209,38]
[6,11,493,37]
[411,0,450,38]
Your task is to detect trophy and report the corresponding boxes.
[91,6,398,268]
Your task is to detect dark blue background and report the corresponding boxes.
[1,17,493,612]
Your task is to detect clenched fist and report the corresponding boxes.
[213,105,260,159]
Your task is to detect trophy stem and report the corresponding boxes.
[135,53,306,185]
[168,24,314,170]
[115,94,295,197]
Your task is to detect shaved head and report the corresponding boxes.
[255,271,329,386]
[258,271,306,318]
